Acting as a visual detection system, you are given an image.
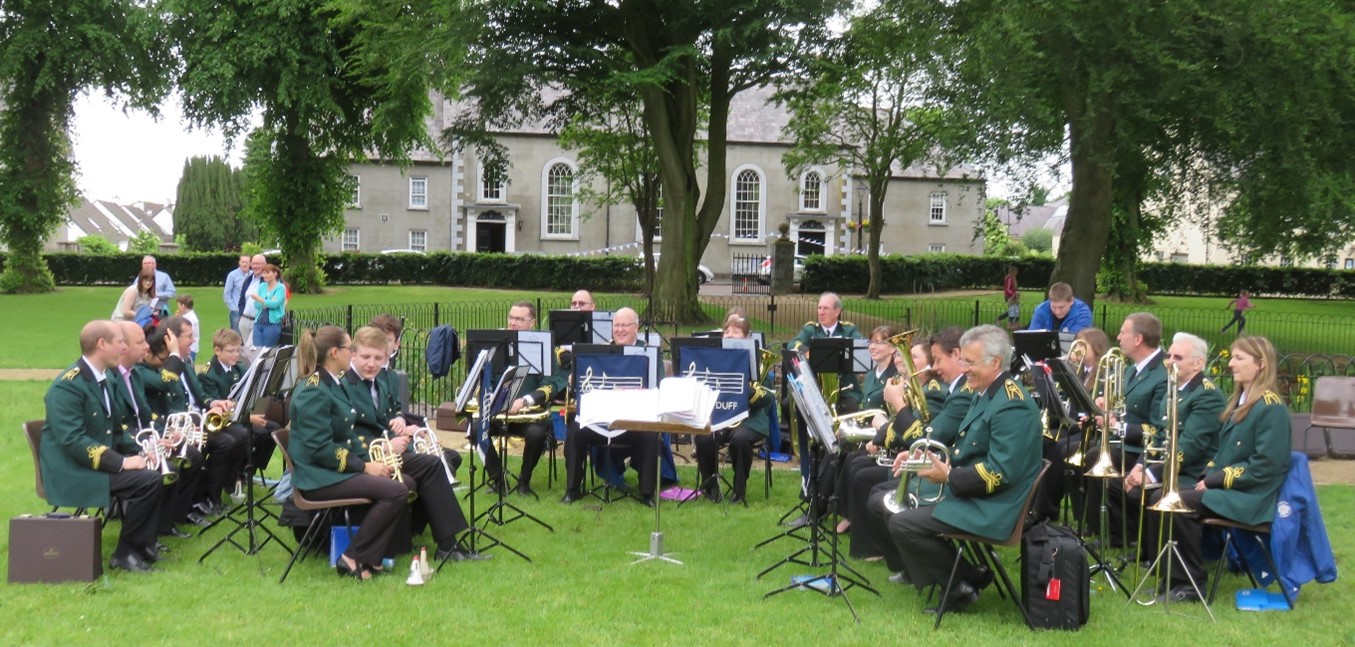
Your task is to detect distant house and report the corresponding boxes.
[49,199,177,253]
[331,87,986,275]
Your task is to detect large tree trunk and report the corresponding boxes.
[0,78,67,294]
[1050,104,1116,307]
[865,180,889,299]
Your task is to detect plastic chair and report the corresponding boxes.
[273,428,371,584]
[933,460,1052,630]
[1307,376,1355,458]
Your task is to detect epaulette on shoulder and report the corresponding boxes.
[803,321,816,328]
[926,378,942,392]
[1003,379,1024,401]
[841,320,856,328]
[1262,390,1283,406]
[161,369,179,383]
[61,368,79,381]
[1202,378,1216,390]
[961,384,975,393]
[196,364,209,375]
[305,373,321,387]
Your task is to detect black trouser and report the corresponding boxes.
[865,480,905,572]
[401,453,469,550]
[483,419,551,489]
[201,423,249,504]
[1221,310,1247,334]
[564,422,659,496]
[109,469,165,559]
[1032,436,1066,521]
[161,446,204,532]
[1080,446,1140,545]
[847,463,893,558]
[303,474,409,568]
[694,426,762,499]
[887,505,988,589]
[248,422,279,474]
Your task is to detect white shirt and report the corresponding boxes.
[184,310,201,353]
[1132,349,1162,379]
[82,356,111,414]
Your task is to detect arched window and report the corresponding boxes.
[543,161,577,238]
[732,167,764,242]
[801,170,823,212]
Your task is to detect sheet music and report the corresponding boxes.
[721,337,758,377]
[577,377,717,432]
[851,338,873,373]
[681,362,746,396]
[591,312,613,343]
[455,349,492,412]
[622,344,661,385]
[788,356,838,452]
[514,330,552,376]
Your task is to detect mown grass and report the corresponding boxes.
[1,380,1351,645]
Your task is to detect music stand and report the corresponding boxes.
[573,348,650,503]
[199,345,296,565]
[550,310,613,345]
[477,335,555,534]
[1013,330,1062,372]
[612,419,710,565]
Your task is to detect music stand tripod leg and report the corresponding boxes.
[629,437,681,565]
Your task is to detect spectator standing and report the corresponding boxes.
[175,295,201,363]
[222,255,251,332]
[998,266,1020,329]
[1221,289,1254,335]
[250,263,287,348]
[238,254,265,355]
[134,256,176,314]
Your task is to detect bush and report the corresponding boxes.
[75,234,120,255]
[0,251,643,291]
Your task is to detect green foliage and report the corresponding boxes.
[0,0,171,293]
[173,155,253,251]
[1021,228,1053,254]
[75,234,120,255]
[981,213,1027,258]
[240,242,264,257]
[126,230,162,256]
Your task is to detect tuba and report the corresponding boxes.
[409,427,457,486]
[136,428,178,485]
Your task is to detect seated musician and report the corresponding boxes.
[481,301,555,497]
[885,325,1041,612]
[198,328,279,478]
[40,321,165,572]
[560,307,661,506]
[1164,335,1291,603]
[110,320,202,543]
[137,317,248,518]
[833,327,905,533]
[288,325,411,580]
[369,314,462,477]
[693,315,773,504]
[1121,332,1223,567]
[340,326,482,562]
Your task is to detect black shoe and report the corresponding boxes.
[436,547,493,562]
[729,493,747,506]
[971,565,994,590]
[785,513,813,529]
[1157,584,1202,604]
[194,500,223,517]
[136,547,160,564]
[513,483,537,498]
[109,552,154,573]
[560,490,582,505]
[185,512,209,527]
[888,572,912,586]
[925,581,980,614]
[160,527,192,539]
[703,489,722,503]
[638,495,656,508]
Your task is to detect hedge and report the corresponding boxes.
[1,252,644,292]
[802,253,1355,298]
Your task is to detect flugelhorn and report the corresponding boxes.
[834,409,888,443]
[883,431,950,513]
[409,427,457,486]
[136,428,178,485]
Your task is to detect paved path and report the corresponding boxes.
[0,369,59,381]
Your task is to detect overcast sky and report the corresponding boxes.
[70,92,247,204]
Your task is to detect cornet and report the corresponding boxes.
[409,427,457,486]
[136,428,178,485]
[165,411,205,461]
[368,437,404,483]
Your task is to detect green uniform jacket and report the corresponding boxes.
[1120,351,1168,451]
[860,364,899,412]
[873,375,952,449]
[342,369,396,447]
[198,357,246,402]
[738,369,777,437]
[933,373,1042,542]
[39,360,130,508]
[137,355,210,419]
[1200,390,1292,526]
[287,369,367,492]
[524,347,569,407]
[1140,373,1224,488]
[107,367,152,452]
[790,321,863,407]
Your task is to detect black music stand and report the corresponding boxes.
[476,335,554,534]
[199,345,295,565]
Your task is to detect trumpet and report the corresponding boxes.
[409,427,457,486]
[368,437,404,483]
[135,428,178,485]
[883,432,950,513]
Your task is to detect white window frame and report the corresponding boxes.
[408,176,428,210]
[409,230,427,252]
[479,166,505,203]
[928,192,947,224]
[348,174,361,208]
[540,158,579,240]
[800,168,825,212]
[928,244,946,253]
[729,164,766,244]
[342,228,360,252]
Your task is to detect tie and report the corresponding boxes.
[121,368,139,420]
[98,380,111,416]
[364,378,379,407]
[237,273,254,313]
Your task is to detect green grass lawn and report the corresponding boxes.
[1,380,1351,645]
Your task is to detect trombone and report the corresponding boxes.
[1073,347,1127,478]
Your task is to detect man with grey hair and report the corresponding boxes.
[133,255,176,314]
[885,324,1041,613]
[237,254,266,358]
[1120,331,1224,595]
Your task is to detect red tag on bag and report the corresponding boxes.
[1046,577,1062,601]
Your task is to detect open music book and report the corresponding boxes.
[578,377,718,435]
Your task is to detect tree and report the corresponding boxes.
[76,234,119,255]
[168,0,446,292]
[127,230,162,256]
[779,4,965,299]
[173,155,254,252]
[1022,228,1053,255]
[0,0,170,293]
[448,0,843,322]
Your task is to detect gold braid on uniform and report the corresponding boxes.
[336,447,350,472]
[87,444,108,470]
[1003,379,1024,401]
[1262,391,1282,405]
[62,368,79,381]
[900,420,924,442]
[1222,465,1245,489]
[161,369,178,383]
[975,462,1004,493]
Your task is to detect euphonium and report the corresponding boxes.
[368,437,404,482]
[136,428,178,485]
[1148,363,1192,515]
[1082,347,1127,478]
[883,430,950,513]
[410,427,457,486]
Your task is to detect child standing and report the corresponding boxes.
[176,294,201,362]
[1221,289,1253,334]
[999,266,1020,329]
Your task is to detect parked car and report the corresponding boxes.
[639,253,715,284]
[757,255,806,284]
[380,248,426,255]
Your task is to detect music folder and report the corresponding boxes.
[807,338,853,376]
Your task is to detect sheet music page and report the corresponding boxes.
[578,389,660,429]
[657,377,718,427]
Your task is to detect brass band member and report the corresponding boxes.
[288,326,409,580]
[368,314,462,478]
[885,325,1041,613]
[833,328,907,535]
[483,301,554,496]
[1122,332,1223,569]
[693,315,774,503]
[1166,335,1292,602]
[198,328,278,476]
[41,321,165,572]
[342,326,481,562]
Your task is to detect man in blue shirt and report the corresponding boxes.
[221,255,252,332]
[1027,282,1092,333]
[133,256,176,315]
